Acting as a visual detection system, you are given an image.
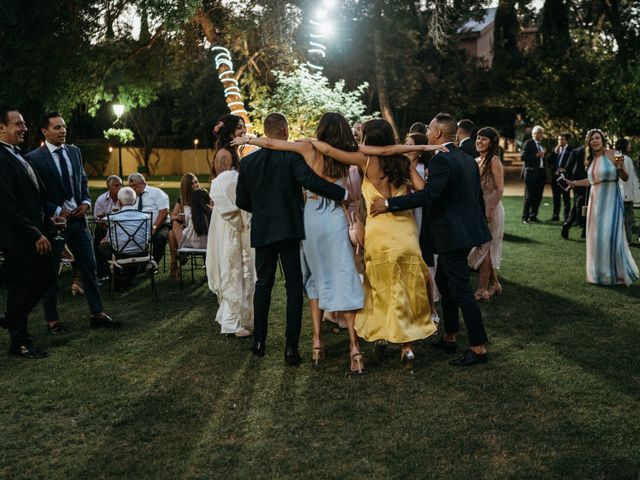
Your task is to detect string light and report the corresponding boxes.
[212,46,252,128]
[306,2,338,72]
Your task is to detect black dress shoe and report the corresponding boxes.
[284,346,302,366]
[251,340,265,357]
[449,349,488,366]
[561,224,570,239]
[528,217,540,223]
[47,322,68,335]
[0,313,8,330]
[550,215,560,221]
[432,338,457,354]
[90,313,122,329]
[9,344,48,358]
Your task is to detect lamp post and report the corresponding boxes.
[193,138,199,173]
[112,104,125,177]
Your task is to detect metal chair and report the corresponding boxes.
[177,246,207,290]
[106,211,157,299]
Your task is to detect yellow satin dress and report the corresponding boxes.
[355,167,436,343]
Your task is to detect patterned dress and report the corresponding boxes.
[585,155,638,286]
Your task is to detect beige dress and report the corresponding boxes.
[468,163,504,269]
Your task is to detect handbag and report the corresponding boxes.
[342,174,365,252]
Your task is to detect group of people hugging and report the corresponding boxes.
[204,110,507,371]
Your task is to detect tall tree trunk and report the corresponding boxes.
[192,8,253,135]
[373,28,399,140]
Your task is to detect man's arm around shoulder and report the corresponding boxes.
[235,161,252,212]
[388,154,450,212]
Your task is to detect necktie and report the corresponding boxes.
[14,147,39,189]
[137,191,144,211]
[557,148,564,169]
[56,147,73,200]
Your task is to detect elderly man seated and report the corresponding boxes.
[127,172,170,264]
[94,175,122,278]
[97,187,152,289]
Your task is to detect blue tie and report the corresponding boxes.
[56,148,73,200]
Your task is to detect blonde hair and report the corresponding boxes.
[584,129,607,169]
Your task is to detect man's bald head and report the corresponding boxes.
[427,113,458,145]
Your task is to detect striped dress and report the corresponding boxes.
[585,155,639,286]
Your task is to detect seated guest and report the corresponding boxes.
[97,187,151,289]
[94,175,122,278]
[127,172,170,264]
[168,173,200,279]
[179,188,211,250]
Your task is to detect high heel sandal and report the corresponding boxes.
[487,283,503,297]
[401,349,415,370]
[474,289,490,302]
[350,350,364,374]
[312,345,325,366]
[71,283,84,296]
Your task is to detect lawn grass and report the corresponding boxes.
[0,196,639,479]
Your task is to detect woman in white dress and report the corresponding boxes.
[206,116,255,337]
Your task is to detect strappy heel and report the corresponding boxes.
[401,349,415,370]
[488,283,503,296]
[350,350,365,374]
[474,289,490,302]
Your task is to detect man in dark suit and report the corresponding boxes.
[548,133,573,221]
[562,144,588,239]
[0,106,56,357]
[370,113,492,366]
[457,118,479,159]
[521,125,547,223]
[235,112,346,366]
[26,112,119,332]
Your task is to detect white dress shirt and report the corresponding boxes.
[94,191,118,219]
[135,185,170,226]
[535,141,545,168]
[45,141,91,214]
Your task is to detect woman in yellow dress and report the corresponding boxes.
[309,119,445,368]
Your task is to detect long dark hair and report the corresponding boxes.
[584,129,607,169]
[180,173,196,208]
[476,127,500,183]
[406,133,431,167]
[211,114,242,176]
[363,119,410,188]
[316,112,358,178]
[191,188,212,236]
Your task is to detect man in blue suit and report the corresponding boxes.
[370,113,491,366]
[26,112,119,332]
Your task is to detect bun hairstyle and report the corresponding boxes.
[363,119,410,188]
[584,129,607,169]
[211,114,243,176]
[476,127,500,183]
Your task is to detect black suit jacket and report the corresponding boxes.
[565,146,587,181]
[521,138,546,181]
[0,145,51,249]
[548,146,573,174]
[236,148,346,248]
[387,144,491,254]
[26,144,90,217]
[459,138,479,159]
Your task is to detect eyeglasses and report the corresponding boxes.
[4,121,27,128]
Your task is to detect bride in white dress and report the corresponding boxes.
[206,169,255,337]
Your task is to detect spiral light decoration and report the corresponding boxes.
[306,1,337,72]
[212,46,252,131]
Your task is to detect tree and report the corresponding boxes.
[250,65,371,138]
